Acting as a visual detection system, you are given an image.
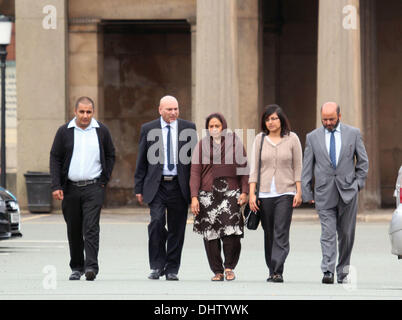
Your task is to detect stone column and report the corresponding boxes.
[187,16,196,124]
[69,18,104,121]
[316,0,362,129]
[195,0,239,132]
[15,0,68,209]
[237,0,261,134]
[317,0,380,210]
[360,0,381,209]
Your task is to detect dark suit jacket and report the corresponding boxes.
[134,117,197,204]
[50,121,115,191]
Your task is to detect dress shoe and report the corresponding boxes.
[148,269,165,280]
[166,273,179,281]
[266,275,274,282]
[69,271,83,281]
[85,269,96,281]
[322,271,334,284]
[272,274,284,283]
[337,274,348,284]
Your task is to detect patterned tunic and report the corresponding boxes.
[193,178,244,241]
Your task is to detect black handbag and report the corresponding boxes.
[244,203,260,230]
[244,133,265,230]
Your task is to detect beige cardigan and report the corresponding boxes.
[249,132,303,193]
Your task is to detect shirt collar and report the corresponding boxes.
[68,117,100,130]
[160,117,178,129]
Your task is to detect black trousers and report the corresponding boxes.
[148,179,188,274]
[203,235,241,274]
[259,195,294,276]
[62,182,105,274]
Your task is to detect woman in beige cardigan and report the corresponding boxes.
[249,104,303,283]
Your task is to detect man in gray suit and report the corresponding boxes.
[301,102,369,284]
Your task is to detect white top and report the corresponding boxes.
[160,117,178,175]
[324,123,342,165]
[258,136,296,198]
[67,118,102,182]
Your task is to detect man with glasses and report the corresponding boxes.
[301,102,368,284]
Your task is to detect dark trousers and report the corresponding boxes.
[62,182,105,274]
[203,235,241,274]
[148,179,188,274]
[260,195,294,276]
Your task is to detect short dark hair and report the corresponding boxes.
[205,113,224,129]
[75,96,95,110]
[261,104,291,137]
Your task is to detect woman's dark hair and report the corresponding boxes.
[205,113,224,129]
[260,104,291,137]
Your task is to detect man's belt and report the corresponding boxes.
[162,175,177,181]
[69,178,99,187]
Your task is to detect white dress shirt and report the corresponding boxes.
[68,117,102,181]
[160,117,178,175]
[324,123,342,165]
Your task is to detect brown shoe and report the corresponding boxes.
[211,273,224,281]
[224,269,236,281]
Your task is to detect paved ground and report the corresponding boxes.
[0,207,401,301]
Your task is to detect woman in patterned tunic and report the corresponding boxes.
[190,113,249,281]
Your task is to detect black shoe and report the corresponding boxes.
[337,274,348,284]
[69,271,83,281]
[148,269,165,280]
[85,269,96,281]
[322,271,334,284]
[166,273,179,281]
[272,274,284,283]
[266,275,274,282]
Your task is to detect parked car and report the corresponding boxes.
[389,165,402,258]
[0,187,22,240]
[394,166,402,208]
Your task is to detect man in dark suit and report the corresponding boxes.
[135,95,197,281]
[301,102,369,284]
[50,96,115,281]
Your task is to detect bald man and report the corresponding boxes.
[301,102,368,284]
[134,96,197,280]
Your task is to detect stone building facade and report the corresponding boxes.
[3,0,401,210]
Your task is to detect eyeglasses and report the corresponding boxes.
[266,117,279,122]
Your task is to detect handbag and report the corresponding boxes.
[244,133,266,230]
[244,203,260,230]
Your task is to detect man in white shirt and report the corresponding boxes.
[50,96,115,281]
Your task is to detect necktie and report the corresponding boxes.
[166,125,174,171]
[329,130,336,169]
